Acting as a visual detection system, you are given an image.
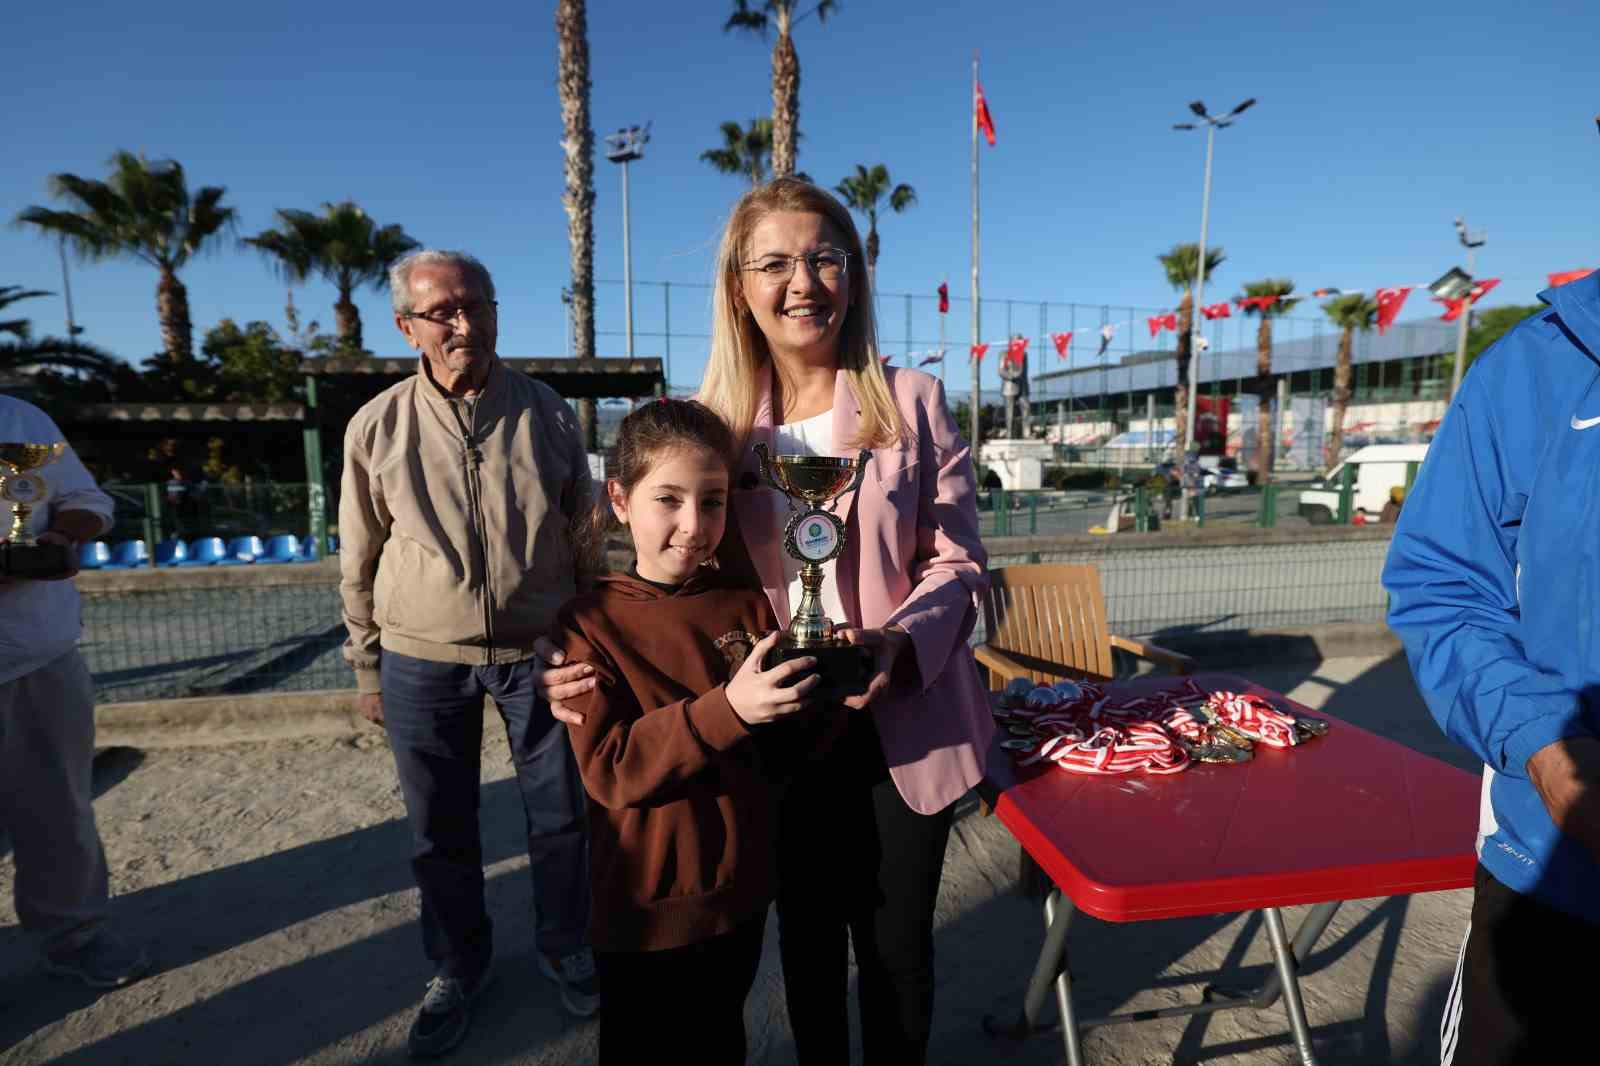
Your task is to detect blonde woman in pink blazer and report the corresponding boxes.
[540,178,992,1062]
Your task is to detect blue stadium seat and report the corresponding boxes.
[154,538,189,566]
[227,536,265,564]
[78,541,112,570]
[327,534,339,554]
[177,537,232,566]
[103,540,150,569]
[297,537,322,561]
[260,534,300,564]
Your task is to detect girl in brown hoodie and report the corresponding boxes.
[554,400,831,1065]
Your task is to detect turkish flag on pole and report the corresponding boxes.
[1147,315,1164,338]
[1548,268,1594,288]
[1052,332,1073,359]
[937,282,949,313]
[1437,278,1501,322]
[975,81,997,146]
[1004,337,1028,367]
[970,343,989,363]
[1375,286,1412,335]
[1201,301,1231,320]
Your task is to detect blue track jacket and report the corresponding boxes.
[1385,271,1600,922]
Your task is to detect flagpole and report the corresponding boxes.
[970,52,983,455]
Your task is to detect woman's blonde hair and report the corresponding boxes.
[698,178,903,451]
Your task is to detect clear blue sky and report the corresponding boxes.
[7,0,1597,395]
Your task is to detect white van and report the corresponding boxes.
[1296,443,1428,524]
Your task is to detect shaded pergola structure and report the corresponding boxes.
[297,356,665,548]
[58,356,665,549]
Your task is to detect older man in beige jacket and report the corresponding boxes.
[339,250,598,1059]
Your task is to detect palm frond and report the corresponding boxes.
[724,0,769,34]
[1323,293,1378,331]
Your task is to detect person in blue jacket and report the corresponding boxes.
[1385,270,1600,1066]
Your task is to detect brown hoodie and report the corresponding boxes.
[556,569,814,953]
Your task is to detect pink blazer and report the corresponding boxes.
[723,364,996,815]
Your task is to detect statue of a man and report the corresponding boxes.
[997,336,1031,438]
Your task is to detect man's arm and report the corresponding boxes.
[1384,340,1585,780]
[338,419,390,696]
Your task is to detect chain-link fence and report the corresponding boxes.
[79,528,1393,704]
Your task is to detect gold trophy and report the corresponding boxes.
[0,442,73,577]
[754,444,876,699]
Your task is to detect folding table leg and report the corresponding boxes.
[1263,906,1320,1066]
[981,885,1085,1066]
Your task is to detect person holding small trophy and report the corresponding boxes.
[0,395,149,987]
[540,177,992,1064]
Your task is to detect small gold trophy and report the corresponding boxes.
[0,442,72,577]
[754,443,876,698]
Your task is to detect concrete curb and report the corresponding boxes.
[94,622,1403,747]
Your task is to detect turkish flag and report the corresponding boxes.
[1202,301,1231,320]
[1437,278,1501,322]
[970,343,989,363]
[937,282,949,313]
[1052,332,1072,358]
[1004,337,1028,367]
[975,81,997,146]
[1313,287,1341,298]
[917,350,945,367]
[1548,268,1594,288]
[1375,286,1412,335]
[879,352,895,365]
[1147,316,1164,338]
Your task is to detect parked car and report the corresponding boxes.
[1297,443,1428,524]
[1199,456,1250,495]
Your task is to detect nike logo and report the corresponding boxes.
[1573,415,1600,430]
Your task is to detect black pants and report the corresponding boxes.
[381,652,590,980]
[777,713,956,1065]
[1443,864,1600,1065]
[597,914,766,1066]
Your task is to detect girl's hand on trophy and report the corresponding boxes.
[837,626,912,710]
[728,631,820,726]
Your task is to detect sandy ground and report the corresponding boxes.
[0,652,1476,1066]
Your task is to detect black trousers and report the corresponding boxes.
[597,914,766,1066]
[1443,863,1600,1065]
[777,713,956,1065]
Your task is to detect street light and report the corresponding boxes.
[604,122,650,359]
[1172,97,1254,520]
[1446,216,1486,401]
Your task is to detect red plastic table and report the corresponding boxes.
[979,672,1479,1066]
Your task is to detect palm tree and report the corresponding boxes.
[556,0,598,449]
[1237,278,1298,484]
[0,286,118,376]
[15,151,236,362]
[1157,242,1226,452]
[701,118,776,185]
[241,201,419,352]
[1322,293,1377,468]
[834,165,916,287]
[723,0,836,179]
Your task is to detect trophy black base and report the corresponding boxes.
[764,640,877,703]
[0,541,72,578]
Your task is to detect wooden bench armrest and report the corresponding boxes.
[972,643,1034,686]
[1108,634,1196,674]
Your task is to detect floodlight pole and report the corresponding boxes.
[605,124,650,359]
[1448,217,1485,402]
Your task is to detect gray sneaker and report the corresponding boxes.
[408,967,493,1060]
[44,929,150,989]
[537,948,601,1018]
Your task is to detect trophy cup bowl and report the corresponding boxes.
[754,444,877,701]
[0,441,73,577]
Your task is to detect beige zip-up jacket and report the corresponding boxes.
[338,358,592,694]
